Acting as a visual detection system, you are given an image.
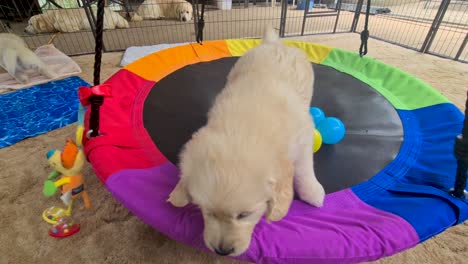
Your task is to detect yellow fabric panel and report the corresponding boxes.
[226,39,262,56]
[283,40,333,64]
[226,39,332,63]
[124,40,231,82]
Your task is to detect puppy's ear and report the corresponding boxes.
[167,179,191,207]
[33,18,42,32]
[175,5,182,19]
[36,16,52,33]
[265,157,294,222]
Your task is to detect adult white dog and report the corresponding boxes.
[24,7,129,34]
[167,26,325,257]
[130,0,193,22]
[0,33,56,83]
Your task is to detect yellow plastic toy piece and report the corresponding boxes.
[76,125,84,147]
[313,129,323,153]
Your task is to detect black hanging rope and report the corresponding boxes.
[451,91,468,198]
[359,0,371,57]
[88,0,106,138]
[196,0,206,44]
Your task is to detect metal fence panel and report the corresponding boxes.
[1,0,466,63]
[1,1,98,55]
[352,0,444,51]
[350,0,467,62]
[424,0,468,62]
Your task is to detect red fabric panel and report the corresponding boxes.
[82,69,167,183]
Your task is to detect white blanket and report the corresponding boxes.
[120,43,190,67]
[0,44,82,94]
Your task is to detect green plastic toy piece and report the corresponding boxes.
[47,171,61,180]
[43,180,57,197]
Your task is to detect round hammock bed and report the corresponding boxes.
[78,38,468,264]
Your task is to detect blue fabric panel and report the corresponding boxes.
[402,104,464,189]
[352,103,467,241]
[0,76,89,148]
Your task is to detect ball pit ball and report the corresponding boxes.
[309,107,325,125]
[317,117,346,144]
[313,129,322,153]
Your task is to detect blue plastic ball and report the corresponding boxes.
[309,107,325,125]
[316,117,346,144]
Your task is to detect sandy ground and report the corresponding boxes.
[1,33,467,264]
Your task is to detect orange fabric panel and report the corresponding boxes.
[124,40,232,82]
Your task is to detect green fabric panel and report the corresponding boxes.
[321,48,450,110]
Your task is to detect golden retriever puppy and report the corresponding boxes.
[24,7,129,34]
[168,26,325,257]
[24,14,56,34]
[130,0,193,22]
[0,33,56,83]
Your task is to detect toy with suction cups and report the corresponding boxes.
[42,138,91,225]
[48,216,80,238]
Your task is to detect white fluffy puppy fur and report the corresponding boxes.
[167,26,325,257]
[131,0,193,22]
[0,33,56,83]
[24,7,129,34]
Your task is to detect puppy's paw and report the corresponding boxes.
[299,182,325,208]
[131,14,143,22]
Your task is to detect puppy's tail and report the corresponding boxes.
[262,24,279,44]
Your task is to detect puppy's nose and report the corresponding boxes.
[182,17,187,21]
[214,246,234,256]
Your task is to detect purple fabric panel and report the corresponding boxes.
[106,163,419,264]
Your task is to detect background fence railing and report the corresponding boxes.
[0,0,466,62]
[350,0,467,62]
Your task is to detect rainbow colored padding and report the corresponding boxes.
[82,39,467,263]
